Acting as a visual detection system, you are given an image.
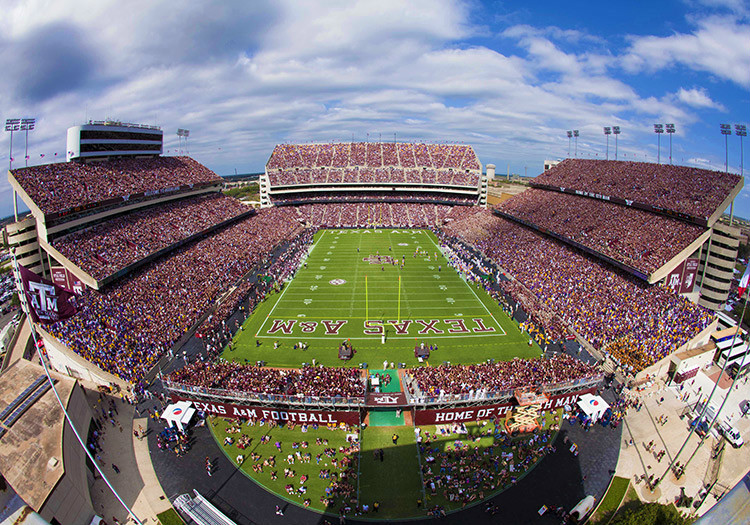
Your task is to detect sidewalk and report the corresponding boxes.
[615,377,749,517]
[84,386,171,524]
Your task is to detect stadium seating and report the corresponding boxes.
[48,207,304,382]
[11,156,220,216]
[496,188,706,275]
[533,159,741,221]
[264,143,482,188]
[52,193,250,281]
[443,210,714,371]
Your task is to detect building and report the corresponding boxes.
[0,360,96,525]
[66,121,163,162]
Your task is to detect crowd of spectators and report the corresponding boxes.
[47,207,303,383]
[267,142,480,170]
[52,193,250,280]
[532,159,741,221]
[442,210,714,371]
[168,361,366,399]
[295,203,454,228]
[267,166,480,188]
[497,188,706,275]
[271,192,476,206]
[11,156,220,216]
[198,229,315,344]
[406,354,599,398]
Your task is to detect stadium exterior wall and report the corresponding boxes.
[633,317,718,382]
[36,326,129,390]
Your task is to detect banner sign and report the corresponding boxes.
[413,388,596,425]
[51,267,85,295]
[679,258,699,294]
[19,264,78,324]
[169,394,360,426]
[666,258,699,294]
[366,392,407,407]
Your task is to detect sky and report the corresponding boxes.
[0,0,749,219]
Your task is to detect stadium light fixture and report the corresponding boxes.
[721,123,732,172]
[665,123,675,165]
[5,118,21,171]
[612,126,621,161]
[566,130,573,157]
[603,127,611,161]
[20,118,36,168]
[573,130,579,157]
[177,128,190,155]
[653,124,664,164]
[736,124,746,177]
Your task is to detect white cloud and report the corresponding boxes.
[622,16,750,88]
[676,87,726,109]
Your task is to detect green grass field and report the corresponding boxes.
[224,229,539,367]
[210,411,563,519]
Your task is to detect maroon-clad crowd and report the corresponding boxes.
[168,361,365,399]
[408,354,600,397]
[11,156,220,215]
[443,209,714,372]
[533,158,741,220]
[53,193,249,280]
[265,142,481,187]
[47,207,303,383]
[497,188,706,275]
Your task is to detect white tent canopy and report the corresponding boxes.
[577,393,610,423]
[161,400,195,431]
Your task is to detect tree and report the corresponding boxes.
[609,501,693,525]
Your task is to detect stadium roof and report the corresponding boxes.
[0,360,74,511]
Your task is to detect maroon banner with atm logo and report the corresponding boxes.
[413,388,597,425]
[169,394,360,425]
[51,267,85,295]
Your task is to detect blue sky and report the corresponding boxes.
[1,0,748,218]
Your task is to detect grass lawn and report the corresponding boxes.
[224,229,540,367]
[156,508,185,525]
[419,411,562,513]
[209,417,358,514]
[591,476,630,524]
[210,411,563,519]
[358,426,423,519]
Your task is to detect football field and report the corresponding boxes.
[226,229,539,367]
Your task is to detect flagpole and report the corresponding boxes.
[654,273,750,491]
[10,250,144,525]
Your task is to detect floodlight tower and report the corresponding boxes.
[603,127,611,160]
[665,123,675,165]
[5,118,20,171]
[736,124,747,177]
[613,126,621,160]
[566,130,573,157]
[573,130,579,157]
[654,124,664,164]
[721,123,731,172]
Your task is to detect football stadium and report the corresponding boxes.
[1,116,749,525]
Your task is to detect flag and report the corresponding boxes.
[738,266,750,299]
[18,264,79,324]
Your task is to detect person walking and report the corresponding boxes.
[275,505,284,516]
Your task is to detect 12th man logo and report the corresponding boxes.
[19,264,78,325]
